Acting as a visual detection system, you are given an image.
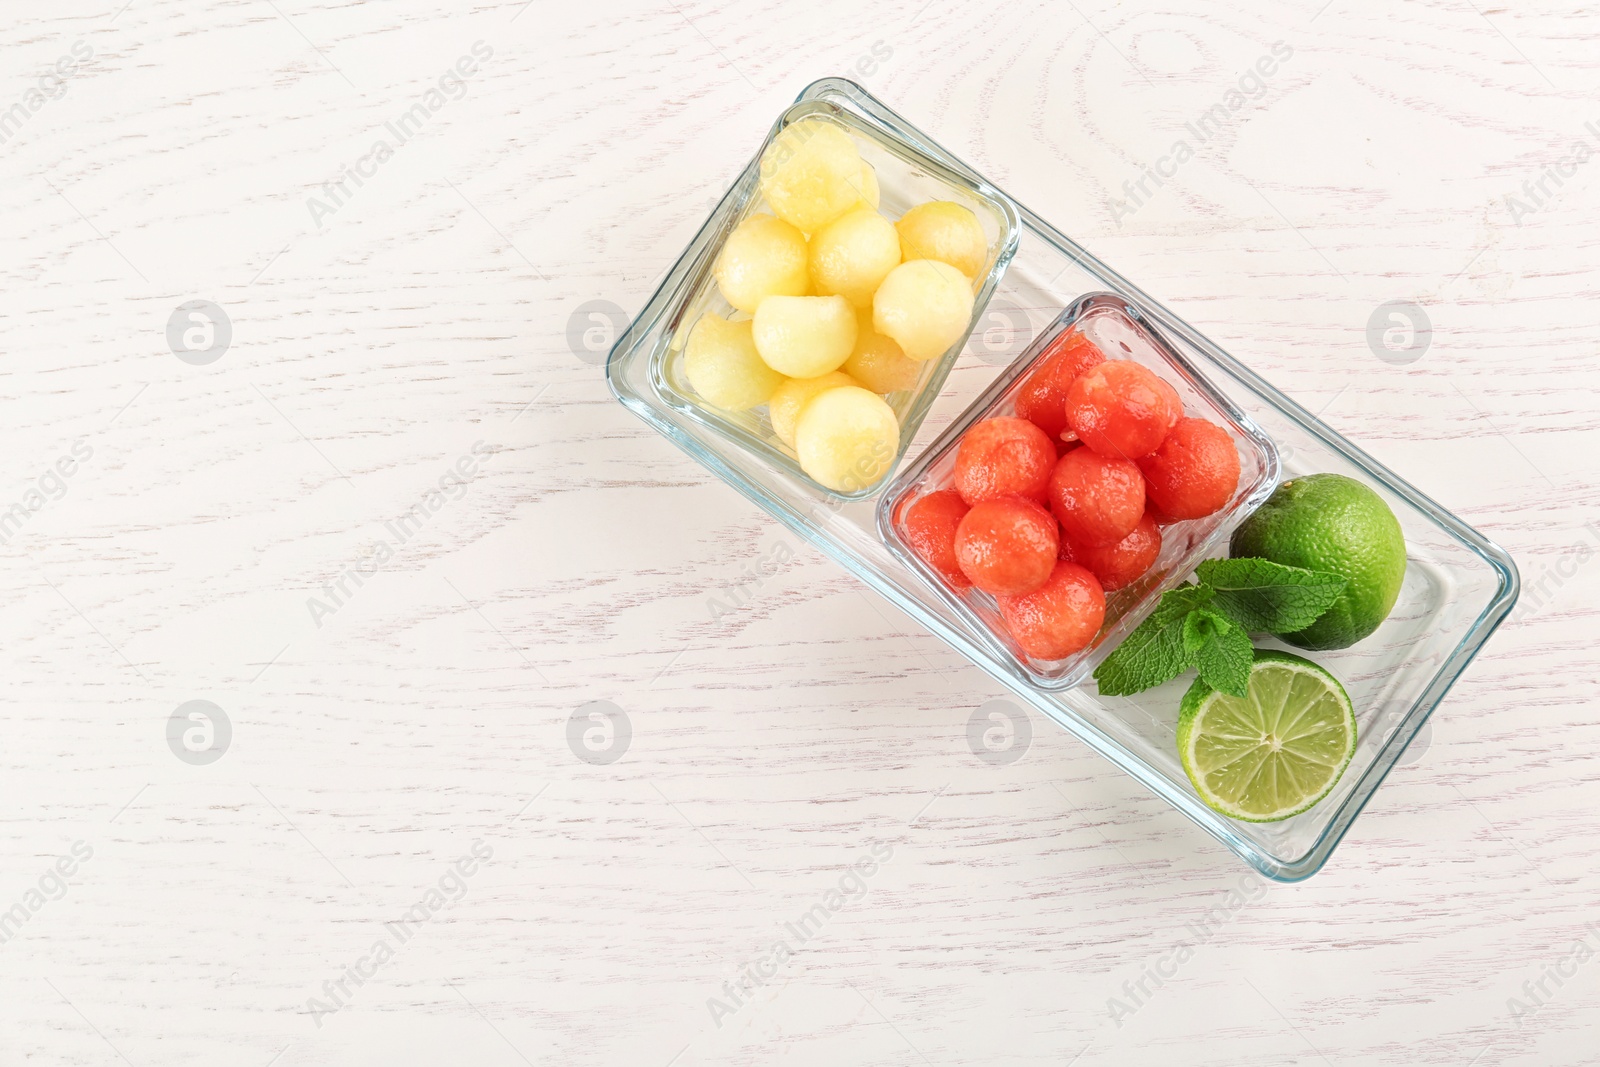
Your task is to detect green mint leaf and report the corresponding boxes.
[1181,613,1205,655]
[1196,557,1347,635]
[1181,607,1233,655]
[1156,582,1215,620]
[1093,584,1208,696]
[1194,622,1254,698]
[1093,615,1190,696]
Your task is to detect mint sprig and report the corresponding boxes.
[1188,610,1254,698]
[1195,557,1347,635]
[1093,559,1346,698]
[1091,587,1201,697]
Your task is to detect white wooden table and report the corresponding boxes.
[2,1,1597,1064]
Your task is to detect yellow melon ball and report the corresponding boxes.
[714,214,809,314]
[872,260,975,362]
[751,294,857,378]
[684,314,786,411]
[796,386,900,494]
[808,207,901,307]
[894,201,988,279]
[856,162,880,209]
[759,119,864,233]
[844,309,921,394]
[767,370,860,448]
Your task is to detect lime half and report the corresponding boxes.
[1177,650,1356,823]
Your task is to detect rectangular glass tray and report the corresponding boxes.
[607,77,1519,881]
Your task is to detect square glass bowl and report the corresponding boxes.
[609,78,1518,880]
[652,99,1021,500]
[879,293,1280,689]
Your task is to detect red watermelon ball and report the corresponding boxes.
[902,488,971,589]
[953,416,1057,506]
[997,561,1106,660]
[1048,447,1145,548]
[1014,330,1105,443]
[1137,417,1242,520]
[1064,359,1181,460]
[954,497,1059,596]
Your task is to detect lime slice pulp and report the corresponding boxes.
[1177,649,1356,823]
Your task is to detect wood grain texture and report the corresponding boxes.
[0,0,1597,1064]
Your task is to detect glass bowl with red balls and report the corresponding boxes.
[878,292,1280,690]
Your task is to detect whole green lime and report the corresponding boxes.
[1229,473,1407,650]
